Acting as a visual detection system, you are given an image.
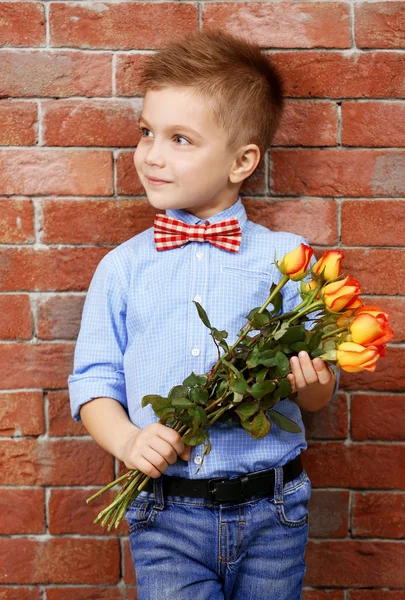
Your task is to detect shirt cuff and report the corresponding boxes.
[68,375,128,423]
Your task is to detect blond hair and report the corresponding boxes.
[139,29,284,159]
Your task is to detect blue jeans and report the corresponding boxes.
[125,465,311,600]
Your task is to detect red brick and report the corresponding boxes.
[350,591,405,599]
[0,51,112,98]
[0,343,72,389]
[116,151,145,196]
[0,589,41,600]
[338,248,405,295]
[36,294,85,341]
[0,101,37,145]
[342,102,405,147]
[341,200,405,246]
[123,538,136,585]
[352,394,405,441]
[40,199,155,245]
[43,99,141,147]
[308,490,349,538]
[0,391,44,436]
[271,52,405,98]
[363,296,405,343]
[203,3,350,48]
[305,540,405,587]
[0,538,119,584]
[340,346,405,392]
[46,589,122,600]
[303,442,405,489]
[0,198,35,243]
[352,491,405,538]
[0,439,114,485]
[0,489,44,534]
[126,588,138,600]
[49,488,127,536]
[0,246,109,292]
[0,149,112,196]
[48,390,87,437]
[271,149,405,197]
[0,2,45,47]
[0,294,32,339]
[116,53,152,97]
[244,197,338,245]
[273,100,338,147]
[302,392,348,440]
[303,592,344,600]
[355,2,405,49]
[50,3,198,49]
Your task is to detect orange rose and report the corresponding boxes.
[278,244,313,281]
[350,312,394,348]
[336,341,379,373]
[302,280,317,293]
[313,250,344,281]
[336,298,365,327]
[322,276,361,312]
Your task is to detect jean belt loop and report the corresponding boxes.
[152,476,165,510]
[273,466,284,505]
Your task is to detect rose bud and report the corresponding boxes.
[313,250,344,281]
[322,275,361,312]
[336,341,380,373]
[350,312,394,348]
[278,244,313,281]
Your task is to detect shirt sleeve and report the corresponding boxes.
[67,251,128,423]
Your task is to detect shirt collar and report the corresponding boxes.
[165,196,248,230]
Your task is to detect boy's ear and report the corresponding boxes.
[229,144,261,184]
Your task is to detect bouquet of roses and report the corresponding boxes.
[87,243,393,530]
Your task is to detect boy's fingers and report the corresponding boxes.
[298,351,320,386]
[313,358,333,385]
[287,373,296,394]
[290,356,306,389]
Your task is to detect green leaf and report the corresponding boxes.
[142,394,166,408]
[250,380,277,399]
[273,322,289,340]
[259,394,279,410]
[182,372,200,387]
[279,325,306,345]
[246,307,261,321]
[251,411,271,439]
[171,397,194,407]
[233,391,244,403]
[255,367,268,383]
[190,386,210,406]
[219,339,230,353]
[230,377,248,395]
[257,350,277,367]
[168,385,189,400]
[251,311,271,328]
[212,327,228,340]
[240,418,253,434]
[290,341,309,353]
[181,431,206,446]
[235,402,259,421]
[308,328,323,351]
[275,351,290,378]
[189,406,209,430]
[276,378,292,399]
[268,283,283,315]
[193,301,212,329]
[221,359,243,378]
[268,410,301,433]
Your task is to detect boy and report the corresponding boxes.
[68,29,337,600]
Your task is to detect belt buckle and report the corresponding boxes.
[207,476,246,503]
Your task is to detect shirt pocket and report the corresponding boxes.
[217,265,273,335]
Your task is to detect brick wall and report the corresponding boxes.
[0,1,404,598]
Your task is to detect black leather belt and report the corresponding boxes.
[144,454,303,503]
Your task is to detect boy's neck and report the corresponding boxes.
[166,196,241,223]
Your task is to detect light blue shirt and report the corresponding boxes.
[68,196,338,478]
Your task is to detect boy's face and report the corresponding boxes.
[133,86,254,220]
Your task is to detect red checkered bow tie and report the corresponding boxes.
[153,214,242,253]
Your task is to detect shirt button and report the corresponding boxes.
[194,455,202,465]
[191,347,200,357]
[194,295,202,303]
[196,251,204,260]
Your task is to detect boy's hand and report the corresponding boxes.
[287,351,335,411]
[121,422,191,477]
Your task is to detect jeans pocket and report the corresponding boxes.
[274,470,311,529]
[125,499,157,534]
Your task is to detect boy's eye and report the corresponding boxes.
[138,126,190,145]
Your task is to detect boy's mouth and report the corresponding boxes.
[145,175,171,184]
